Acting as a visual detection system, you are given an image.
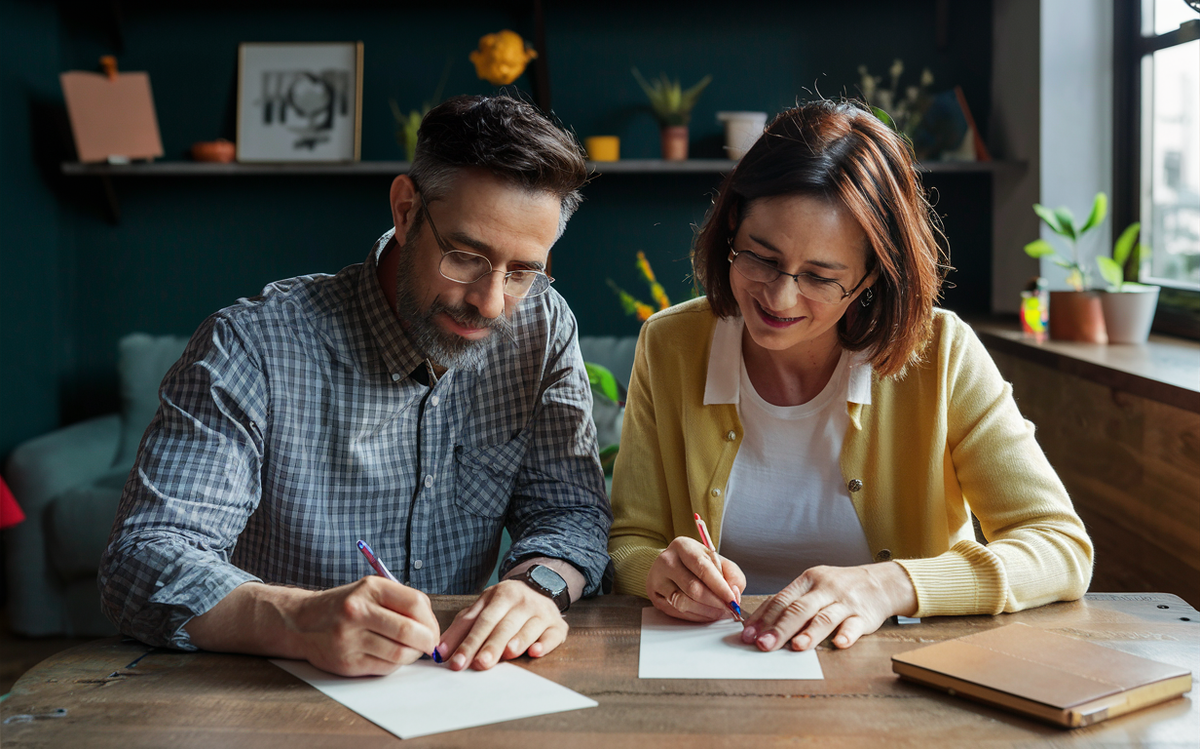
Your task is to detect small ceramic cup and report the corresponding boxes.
[584,136,620,162]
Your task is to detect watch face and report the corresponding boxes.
[530,565,565,593]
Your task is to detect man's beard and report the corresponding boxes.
[393,243,511,371]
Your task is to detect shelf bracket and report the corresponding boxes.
[99,175,121,224]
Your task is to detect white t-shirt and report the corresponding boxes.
[705,317,874,595]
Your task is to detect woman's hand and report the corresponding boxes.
[741,562,916,651]
[646,536,747,622]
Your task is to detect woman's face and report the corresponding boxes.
[729,194,876,357]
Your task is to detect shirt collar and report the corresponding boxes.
[359,229,427,381]
[702,314,873,407]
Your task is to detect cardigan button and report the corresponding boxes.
[875,549,892,562]
[847,479,863,493]
[726,430,737,441]
[711,488,722,497]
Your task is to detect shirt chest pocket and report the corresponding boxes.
[453,437,528,518]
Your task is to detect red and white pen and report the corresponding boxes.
[693,513,744,622]
[357,540,443,663]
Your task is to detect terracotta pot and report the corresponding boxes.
[1049,290,1107,343]
[191,139,235,163]
[1099,286,1159,344]
[660,126,689,161]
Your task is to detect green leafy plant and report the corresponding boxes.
[1097,222,1152,292]
[585,362,624,476]
[632,68,712,127]
[1024,192,1109,291]
[390,61,452,161]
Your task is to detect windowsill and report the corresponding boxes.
[972,319,1200,414]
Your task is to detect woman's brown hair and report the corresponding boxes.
[692,99,947,378]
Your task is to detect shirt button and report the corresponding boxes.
[424,475,434,488]
[875,549,892,562]
[726,430,737,441]
[848,479,863,493]
[391,373,401,381]
[430,395,440,407]
[711,488,722,497]
[413,559,423,570]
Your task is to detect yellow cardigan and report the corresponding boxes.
[608,298,1093,617]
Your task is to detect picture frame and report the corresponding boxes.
[236,42,363,163]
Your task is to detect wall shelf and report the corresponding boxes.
[61,158,1024,179]
[60,158,1025,223]
[59,159,740,178]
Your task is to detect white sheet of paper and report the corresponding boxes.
[638,607,825,680]
[271,658,597,739]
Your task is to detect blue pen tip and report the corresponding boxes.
[431,649,443,664]
[730,600,742,616]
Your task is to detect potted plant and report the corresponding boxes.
[1097,222,1159,344]
[632,68,712,161]
[1024,193,1109,343]
[389,62,451,162]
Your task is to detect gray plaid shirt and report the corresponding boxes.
[99,231,613,650]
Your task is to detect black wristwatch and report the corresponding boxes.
[514,564,570,613]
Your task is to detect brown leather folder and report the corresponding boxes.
[892,622,1192,728]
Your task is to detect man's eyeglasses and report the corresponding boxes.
[728,243,870,305]
[419,200,554,299]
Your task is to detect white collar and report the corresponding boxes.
[703,315,873,407]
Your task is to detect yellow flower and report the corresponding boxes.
[650,283,669,310]
[635,302,655,322]
[635,251,657,284]
[469,30,537,86]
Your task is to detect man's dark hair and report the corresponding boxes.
[409,95,588,238]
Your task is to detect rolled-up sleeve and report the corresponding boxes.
[98,314,269,650]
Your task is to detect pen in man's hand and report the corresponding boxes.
[693,514,744,622]
[356,540,443,663]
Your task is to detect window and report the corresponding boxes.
[1118,0,1200,335]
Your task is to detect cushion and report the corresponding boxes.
[113,333,190,468]
[578,336,638,389]
[46,477,125,581]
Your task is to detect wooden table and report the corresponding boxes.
[4,593,1197,748]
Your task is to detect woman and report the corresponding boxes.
[608,100,1092,654]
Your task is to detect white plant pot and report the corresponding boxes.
[716,111,768,160]
[1099,286,1159,344]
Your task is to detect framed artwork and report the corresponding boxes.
[236,42,363,163]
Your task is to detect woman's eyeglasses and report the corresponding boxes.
[728,244,869,305]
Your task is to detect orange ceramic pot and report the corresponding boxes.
[660,126,688,161]
[191,139,235,163]
[1049,290,1108,344]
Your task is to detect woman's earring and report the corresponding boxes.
[859,287,874,308]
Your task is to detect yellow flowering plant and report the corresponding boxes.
[470,30,537,86]
[607,251,671,322]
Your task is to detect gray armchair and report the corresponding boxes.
[3,334,188,636]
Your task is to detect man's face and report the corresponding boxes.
[392,170,562,369]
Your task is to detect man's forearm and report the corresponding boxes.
[184,582,310,657]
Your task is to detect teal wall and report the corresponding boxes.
[1,0,993,460]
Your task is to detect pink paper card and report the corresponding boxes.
[60,70,164,163]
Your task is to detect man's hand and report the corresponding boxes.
[185,577,441,677]
[646,536,746,622]
[283,577,441,675]
[435,579,567,670]
[740,562,917,652]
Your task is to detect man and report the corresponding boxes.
[99,95,612,677]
